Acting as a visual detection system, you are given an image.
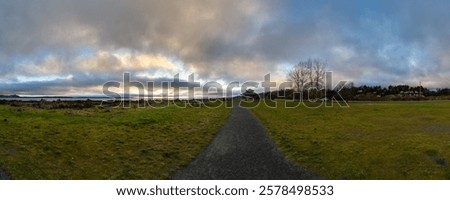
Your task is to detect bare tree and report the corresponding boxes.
[288,58,327,100]
[312,59,326,90]
[288,61,310,92]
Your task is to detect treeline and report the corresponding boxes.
[281,58,450,101]
[260,84,450,101]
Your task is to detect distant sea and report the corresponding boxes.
[0,96,202,101]
[0,95,233,101]
[0,97,116,101]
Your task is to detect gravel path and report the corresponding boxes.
[172,103,320,180]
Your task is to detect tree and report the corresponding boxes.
[241,88,259,100]
[287,62,310,92]
[312,59,326,90]
[288,58,327,99]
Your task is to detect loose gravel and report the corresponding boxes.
[172,103,320,180]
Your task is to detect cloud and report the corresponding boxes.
[0,0,275,95]
[1,0,450,95]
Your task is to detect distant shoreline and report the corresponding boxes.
[0,97,111,102]
[1,97,449,103]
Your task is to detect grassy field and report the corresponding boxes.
[0,102,230,179]
[252,100,450,179]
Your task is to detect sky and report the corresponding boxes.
[1,0,450,96]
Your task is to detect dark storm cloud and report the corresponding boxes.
[257,0,450,86]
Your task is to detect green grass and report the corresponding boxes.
[0,103,230,179]
[252,100,450,179]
